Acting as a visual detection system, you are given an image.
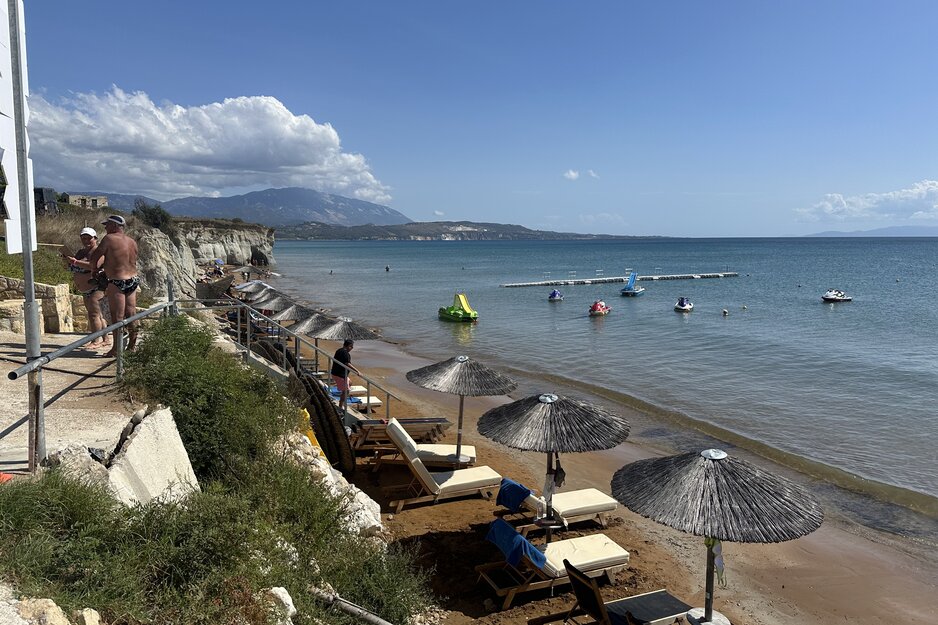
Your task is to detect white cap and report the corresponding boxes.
[80,227,97,238]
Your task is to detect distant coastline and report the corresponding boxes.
[273,220,668,241]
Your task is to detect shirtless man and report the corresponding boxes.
[88,215,139,356]
[63,227,110,349]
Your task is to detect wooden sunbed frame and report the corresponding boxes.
[348,417,451,453]
[476,526,629,611]
[385,420,501,513]
[526,559,691,625]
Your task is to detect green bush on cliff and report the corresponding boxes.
[123,315,291,480]
[0,315,432,624]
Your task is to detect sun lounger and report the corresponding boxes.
[476,519,630,610]
[527,560,691,625]
[385,419,500,512]
[329,389,383,411]
[497,478,618,533]
[373,417,477,469]
[348,415,452,452]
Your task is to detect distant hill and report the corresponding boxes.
[75,187,412,228]
[275,220,661,241]
[807,225,938,237]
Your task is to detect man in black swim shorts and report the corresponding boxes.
[89,215,140,356]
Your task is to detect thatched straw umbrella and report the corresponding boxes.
[304,317,379,380]
[478,393,629,541]
[406,355,517,464]
[234,280,269,293]
[271,304,315,321]
[250,294,294,312]
[307,317,381,342]
[611,449,824,624]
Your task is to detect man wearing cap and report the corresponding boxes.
[88,215,139,356]
[63,227,110,349]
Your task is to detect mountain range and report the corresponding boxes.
[274,220,658,241]
[805,225,938,237]
[79,187,412,227]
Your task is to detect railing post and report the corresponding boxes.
[166,276,178,316]
[115,325,125,381]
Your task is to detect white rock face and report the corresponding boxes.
[134,222,274,300]
[16,598,70,625]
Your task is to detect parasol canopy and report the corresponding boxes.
[406,355,517,464]
[478,393,629,541]
[477,393,629,453]
[249,294,295,311]
[234,280,270,293]
[406,355,517,397]
[271,304,316,321]
[306,317,381,341]
[611,449,823,622]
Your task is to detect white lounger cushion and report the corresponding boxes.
[523,488,618,525]
[540,533,630,578]
[415,444,477,464]
[432,465,502,495]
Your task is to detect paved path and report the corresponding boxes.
[0,331,135,473]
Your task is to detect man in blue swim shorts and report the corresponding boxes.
[89,215,140,356]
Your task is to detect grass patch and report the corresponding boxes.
[0,316,432,624]
[0,246,73,287]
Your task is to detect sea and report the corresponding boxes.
[272,237,938,539]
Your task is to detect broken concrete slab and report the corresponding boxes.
[107,407,200,506]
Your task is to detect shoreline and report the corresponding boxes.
[346,337,938,625]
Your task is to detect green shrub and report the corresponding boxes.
[124,316,291,480]
[0,246,73,287]
[132,199,176,237]
[0,316,433,624]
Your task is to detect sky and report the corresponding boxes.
[20,1,938,237]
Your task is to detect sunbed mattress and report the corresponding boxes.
[540,533,629,578]
[433,465,502,494]
[551,488,618,520]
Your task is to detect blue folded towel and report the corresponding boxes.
[485,519,546,569]
[496,478,533,512]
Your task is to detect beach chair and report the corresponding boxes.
[527,559,692,625]
[497,478,618,534]
[329,388,383,412]
[347,414,452,452]
[328,383,369,396]
[385,422,501,513]
[373,417,477,469]
[476,519,630,611]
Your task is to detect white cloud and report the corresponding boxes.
[796,180,938,222]
[563,169,580,181]
[433,210,444,216]
[587,169,599,179]
[29,87,392,203]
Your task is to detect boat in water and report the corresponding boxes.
[674,297,694,312]
[822,288,852,302]
[589,299,611,316]
[620,271,645,297]
[439,292,479,322]
[548,289,564,301]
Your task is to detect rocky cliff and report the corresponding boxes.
[137,222,275,299]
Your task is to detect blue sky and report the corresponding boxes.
[22,1,938,236]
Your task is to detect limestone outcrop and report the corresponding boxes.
[134,221,275,299]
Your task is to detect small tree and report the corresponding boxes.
[132,198,176,236]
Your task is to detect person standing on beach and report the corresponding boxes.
[88,215,139,357]
[63,227,110,350]
[331,339,361,411]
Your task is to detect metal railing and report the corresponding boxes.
[5,288,398,471]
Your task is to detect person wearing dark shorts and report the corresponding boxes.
[331,339,361,412]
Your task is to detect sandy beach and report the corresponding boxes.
[341,337,938,625]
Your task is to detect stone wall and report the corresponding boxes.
[0,276,72,333]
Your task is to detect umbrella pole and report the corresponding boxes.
[705,539,715,622]
[455,394,465,465]
[314,338,320,374]
[545,450,555,543]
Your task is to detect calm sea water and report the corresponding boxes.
[273,238,938,513]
